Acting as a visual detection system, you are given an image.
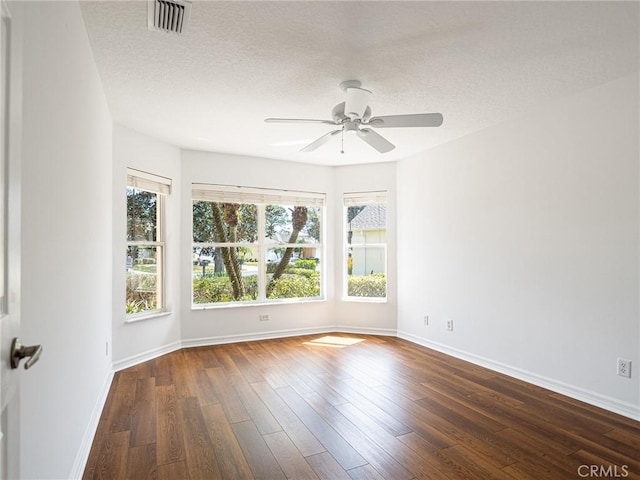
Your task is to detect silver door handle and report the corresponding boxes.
[10,338,43,370]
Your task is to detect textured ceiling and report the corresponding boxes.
[80,1,639,166]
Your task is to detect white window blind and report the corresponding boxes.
[127,168,171,195]
[192,184,325,207]
[343,191,387,206]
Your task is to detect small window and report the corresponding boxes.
[126,169,171,316]
[192,184,325,306]
[344,191,387,300]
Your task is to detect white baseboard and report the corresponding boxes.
[397,330,640,422]
[182,325,397,348]
[112,327,396,372]
[333,326,397,337]
[182,326,334,348]
[69,368,114,479]
[110,326,395,371]
[113,340,182,372]
[110,326,398,372]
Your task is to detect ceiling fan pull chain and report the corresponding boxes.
[341,126,345,154]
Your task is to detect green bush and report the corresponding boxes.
[126,299,154,314]
[347,273,386,298]
[192,269,321,304]
[267,274,320,299]
[192,275,258,304]
[126,271,156,294]
[293,259,317,270]
[285,267,319,279]
[126,273,157,313]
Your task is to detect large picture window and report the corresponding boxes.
[192,184,324,306]
[126,169,171,316]
[344,191,387,300]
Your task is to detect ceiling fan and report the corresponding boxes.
[265,80,443,154]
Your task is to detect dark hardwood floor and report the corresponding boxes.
[83,334,640,479]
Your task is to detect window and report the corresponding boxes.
[344,191,387,300]
[126,169,171,316]
[192,184,324,306]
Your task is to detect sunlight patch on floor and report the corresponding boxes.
[303,335,365,348]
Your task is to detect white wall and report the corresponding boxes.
[333,163,397,333]
[180,150,339,343]
[112,125,182,366]
[397,73,640,419]
[17,2,114,478]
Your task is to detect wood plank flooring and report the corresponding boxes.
[83,334,640,479]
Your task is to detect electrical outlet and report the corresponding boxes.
[446,319,454,331]
[259,314,270,322]
[423,315,429,326]
[617,358,631,378]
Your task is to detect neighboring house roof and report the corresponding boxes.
[349,205,386,230]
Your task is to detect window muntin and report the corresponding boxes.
[345,192,387,300]
[126,169,170,317]
[192,185,325,306]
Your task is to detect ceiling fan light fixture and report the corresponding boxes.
[343,122,358,134]
[344,87,372,120]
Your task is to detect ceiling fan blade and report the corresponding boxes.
[368,113,443,128]
[357,128,395,153]
[265,118,337,125]
[300,129,342,152]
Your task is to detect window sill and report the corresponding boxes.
[192,297,326,310]
[125,310,172,324]
[343,297,388,304]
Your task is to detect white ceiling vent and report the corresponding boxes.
[148,0,191,34]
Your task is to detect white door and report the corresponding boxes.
[0,2,25,478]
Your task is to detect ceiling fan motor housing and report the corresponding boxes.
[332,102,372,124]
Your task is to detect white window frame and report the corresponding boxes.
[344,191,388,302]
[191,184,325,307]
[126,168,171,319]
